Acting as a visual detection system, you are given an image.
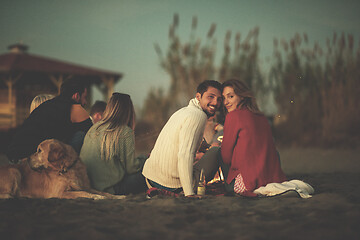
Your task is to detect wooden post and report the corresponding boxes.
[49,74,63,95]
[49,74,72,94]
[2,74,22,127]
[101,76,115,101]
[7,79,13,107]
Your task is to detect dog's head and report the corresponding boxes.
[28,139,79,173]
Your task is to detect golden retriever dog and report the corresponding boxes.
[0,139,124,200]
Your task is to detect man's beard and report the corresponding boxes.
[204,110,215,118]
[75,98,85,108]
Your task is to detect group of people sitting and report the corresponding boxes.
[6,78,287,198]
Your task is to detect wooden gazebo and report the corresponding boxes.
[0,43,122,129]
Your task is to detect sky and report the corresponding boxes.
[1,0,359,113]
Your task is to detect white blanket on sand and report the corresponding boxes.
[253,180,315,198]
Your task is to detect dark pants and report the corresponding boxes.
[193,147,222,190]
[113,172,147,195]
[217,150,235,193]
[69,131,86,154]
[193,146,234,193]
[113,155,148,195]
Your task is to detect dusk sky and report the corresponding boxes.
[1,0,359,112]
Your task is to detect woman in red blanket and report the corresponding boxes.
[220,79,286,197]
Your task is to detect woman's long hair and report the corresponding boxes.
[96,93,135,161]
[222,79,262,114]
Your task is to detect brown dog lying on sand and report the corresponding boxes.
[0,139,124,200]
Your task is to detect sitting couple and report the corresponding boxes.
[142,79,287,197]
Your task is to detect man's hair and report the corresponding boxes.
[90,100,107,116]
[60,80,87,99]
[197,80,222,96]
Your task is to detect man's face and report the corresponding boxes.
[196,86,222,118]
[91,112,103,123]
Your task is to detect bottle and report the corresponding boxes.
[197,168,206,196]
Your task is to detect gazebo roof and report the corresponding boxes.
[0,43,122,129]
[0,43,122,82]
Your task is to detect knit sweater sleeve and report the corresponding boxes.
[120,127,143,175]
[178,113,206,196]
[221,111,240,165]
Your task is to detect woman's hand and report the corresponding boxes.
[210,142,220,148]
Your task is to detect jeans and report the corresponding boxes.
[147,179,183,193]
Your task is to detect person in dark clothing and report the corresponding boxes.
[7,80,93,163]
[89,100,107,124]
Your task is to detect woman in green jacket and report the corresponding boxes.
[80,93,147,195]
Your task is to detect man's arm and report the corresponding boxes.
[178,113,206,196]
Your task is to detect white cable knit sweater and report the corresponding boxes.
[142,98,207,196]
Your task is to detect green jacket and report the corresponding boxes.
[80,122,144,193]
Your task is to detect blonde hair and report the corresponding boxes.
[222,79,262,114]
[30,94,55,113]
[97,93,135,162]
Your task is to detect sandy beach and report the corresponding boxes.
[0,148,359,240]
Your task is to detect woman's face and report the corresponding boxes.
[222,86,242,112]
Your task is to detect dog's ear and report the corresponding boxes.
[48,141,65,163]
[60,144,79,172]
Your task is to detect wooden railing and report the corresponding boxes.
[0,103,16,129]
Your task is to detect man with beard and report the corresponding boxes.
[7,80,92,163]
[142,80,222,197]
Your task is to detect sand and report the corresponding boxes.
[0,148,359,240]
